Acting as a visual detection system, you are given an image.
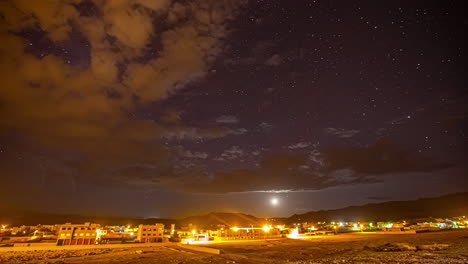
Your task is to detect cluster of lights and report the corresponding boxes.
[230,225,272,232]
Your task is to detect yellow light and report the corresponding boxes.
[263,225,271,232]
[191,230,197,235]
[96,229,102,238]
[288,227,301,239]
[360,224,363,228]
[130,232,134,236]
[232,227,239,232]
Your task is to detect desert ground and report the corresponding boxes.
[1,230,467,264]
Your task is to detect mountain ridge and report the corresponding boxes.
[1,192,466,227]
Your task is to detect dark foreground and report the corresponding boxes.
[1,230,467,264]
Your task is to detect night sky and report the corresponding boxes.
[0,0,466,218]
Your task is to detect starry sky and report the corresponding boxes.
[0,0,466,218]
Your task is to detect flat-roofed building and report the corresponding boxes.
[216,226,281,241]
[136,224,164,243]
[56,222,102,246]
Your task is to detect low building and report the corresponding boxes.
[56,222,102,246]
[136,224,164,243]
[216,226,281,241]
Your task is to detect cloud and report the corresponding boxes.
[162,126,228,140]
[219,146,244,160]
[265,54,282,66]
[229,128,248,135]
[215,115,239,124]
[181,150,208,159]
[162,126,247,140]
[287,142,311,149]
[325,127,360,138]
[162,141,452,193]
[0,0,246,196]
[320,140,452,174]
[366,196,392,201]
[259,122,273,132]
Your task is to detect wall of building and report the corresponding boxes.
[56,223,101,246]
[136,224,164,243]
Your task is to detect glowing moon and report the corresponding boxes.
[270,197,279,206]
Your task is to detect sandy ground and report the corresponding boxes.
[0,230,467,263]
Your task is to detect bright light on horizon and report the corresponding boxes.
[270,197,279,206]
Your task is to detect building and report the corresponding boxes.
[56,222,102,246]
[215,226,282,241]
[136,224,164,243]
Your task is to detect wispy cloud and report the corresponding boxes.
[219,146,244,160]
[181,150,208,159]
[265,54,282,66]
[259,122,273,132]
[325,127,360,138]
[215,115,239,124]
[287,142,311,149]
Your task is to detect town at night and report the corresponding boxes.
[0,0,466,263]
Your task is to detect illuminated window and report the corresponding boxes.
[66,234,70,236]
[61,233,65,236]
[86,233,90,236]
[80,233,84,236]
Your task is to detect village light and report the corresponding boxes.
[232,227,239,232]
[288,227,300,239]
[96,229,102,239]
[263,225,271,232]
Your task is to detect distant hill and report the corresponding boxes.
[1,192,466,227]
[287,192,468,223]
[0,210,177,227]
[0,210,264,229]
[179,212,263,229]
